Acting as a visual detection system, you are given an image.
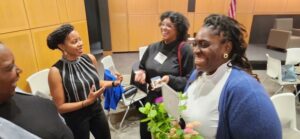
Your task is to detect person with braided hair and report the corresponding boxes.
[181,14,281,139]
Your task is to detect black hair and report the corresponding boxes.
[203,14,259,81]
[47,24,74,50]
[160,11,190,41]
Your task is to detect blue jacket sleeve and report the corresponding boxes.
[222,72,282,139]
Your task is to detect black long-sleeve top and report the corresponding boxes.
[0,92,74,139]
[139,40,194,101]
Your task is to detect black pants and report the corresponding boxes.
[139,113,152,139]
[64,105,111,139]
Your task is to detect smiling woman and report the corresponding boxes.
[134,11,194,139]
[46,24,123,139]
[182,14,282,139]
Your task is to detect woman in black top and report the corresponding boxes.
[47,24,122,139]
[134,11,194,139]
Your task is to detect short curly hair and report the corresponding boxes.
[160,11,190,41]
[47,24,74,50]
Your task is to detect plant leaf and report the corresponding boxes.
[140,117,151,122]
[148,110,157,118]
[139,107,146,114]
[179,105,187,111]
[191,135,204,139]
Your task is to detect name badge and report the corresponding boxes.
[154,52,167,64]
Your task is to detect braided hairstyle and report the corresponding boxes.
[160,11,190,42]
[47,24,74,50]
[203,14,259,81]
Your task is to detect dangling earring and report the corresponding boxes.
[223,53,228,59]
[63,50,68,56]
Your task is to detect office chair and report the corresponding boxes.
[26,69,52,100]
[101,55,146,128]
[271,93,300,139]
[265,54,300,94]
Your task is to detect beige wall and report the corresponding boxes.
[0,0,89,92]
[109,0,300,52]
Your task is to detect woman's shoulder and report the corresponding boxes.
[81,53,96,63]
[148,41,162,48]
[181,42,193,52]
[225,68,267,97]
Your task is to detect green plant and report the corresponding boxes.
[139,93,204,139]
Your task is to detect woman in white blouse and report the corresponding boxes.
[181,14,281,139]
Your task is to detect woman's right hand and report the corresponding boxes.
[86,85,105,106]
[134,70,146,84]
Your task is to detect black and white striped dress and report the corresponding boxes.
[53,54,100,103]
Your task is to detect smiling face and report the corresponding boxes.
[0,45,22,102]
[160,18,177,44]
[59,30,83,61]
[193,26,232,75]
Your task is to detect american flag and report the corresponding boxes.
[228,0,237,19]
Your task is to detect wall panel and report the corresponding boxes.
[128,14,160,51]
[109,0,127,14]
[110,15,129,52]
[193,14,209,33]
[172,0,189,13]
[24,0,60,28]
[31,26,61,70]
[236,13,254,43]
[65,0,87,21]
[159,0,173,13]
[195,0,227,14]
[254,0,287,14]
[56,0,69,23]
[108,0,129,52]
[0,0,89,92]
[186,13,195,36]
[285,0,300,13]
[109,0,300,52]
[0,0,29,33]
[236,0,255,14]
[127,0,158,14]
[0,31,38,92]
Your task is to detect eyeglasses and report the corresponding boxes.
[159,22,175,29]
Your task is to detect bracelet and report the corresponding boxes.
[82,100,85,108]
[112,81,115,87]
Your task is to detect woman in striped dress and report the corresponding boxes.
[47,24,122,139]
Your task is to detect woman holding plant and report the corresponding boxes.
[181,14,282,139]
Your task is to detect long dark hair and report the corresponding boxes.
[203,14,259,81]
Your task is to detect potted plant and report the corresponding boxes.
[139,93,204,139]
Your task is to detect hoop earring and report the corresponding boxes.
[223,53,228,59]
